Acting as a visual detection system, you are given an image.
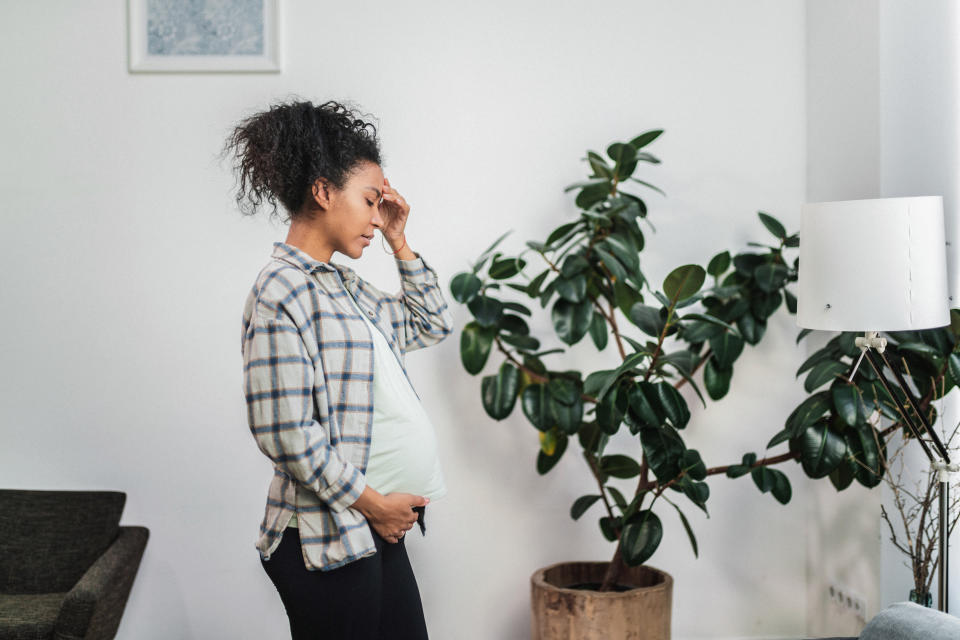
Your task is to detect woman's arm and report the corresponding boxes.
[242,310,365,513]
[386,249,455,354]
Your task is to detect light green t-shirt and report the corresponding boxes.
[288,291,446,528]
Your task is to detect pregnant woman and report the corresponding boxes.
[227,100,453,639]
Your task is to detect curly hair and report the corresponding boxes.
[223,99,381,221]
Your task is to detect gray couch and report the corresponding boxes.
[813,601,960,640]
[0,490,149,640]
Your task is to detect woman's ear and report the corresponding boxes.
[311,179,332,210]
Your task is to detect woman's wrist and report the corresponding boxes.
[351,485,384,519]
[384,233,416,260]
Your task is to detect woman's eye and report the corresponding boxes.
[366,200,374,206]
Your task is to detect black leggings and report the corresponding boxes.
[260,513,429,640]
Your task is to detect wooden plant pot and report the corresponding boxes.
[530,562,673,640]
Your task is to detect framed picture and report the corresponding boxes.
[128,0,281,73]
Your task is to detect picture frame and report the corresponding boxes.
[127,0,281,73]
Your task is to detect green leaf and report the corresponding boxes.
[670,501,699,558]
[571,495,602,521]
[703,358,732,400]
[600,454,642,478]
[755,467,793,504]
[831,382,861,427]
[682,313,739,335]
[639,426,685,482]
[537,432,568,474]
[798,421,848,478]
[707,251,731,277]
[500,333,540,351]
[480,362,520,420]
[551,298,594,345]
[796,347,839,378]
[460,322,495,375]
[545,222,580,248]
[657,382,691,429]
[770,469,792,504]
[555,274,587,303]
[578,421,609,455]
[473,231,512,271]
[754,263,789,293]
[785,391,831,436]
[709,332,745,369]
[621,511,663,567]
[752,466,774,492]
[561,254,590,278]
[450,272,483,304]
[628,382,666,431]
[751,291,783,319]
[767,428,792,449]
[758,212,786,240]
[628,130,664,150]
[630,304,664,337]
[576,181,611,209]
[663,265,706,302]
[498,313,530,336]
[681,449,707,480]
[599,235,640,273]
[606,486,628,510]
[599,515,620,542]
[489,256,526,279]
[679,478,710,512]
[595,352,648,402]
[521,383,552,431]
[596,384,628,435]
[589,311,609,351]
[593,246,628,283]
[586,151,613,179]
[804,360,848,393]
[467,295,504,327]
[548,374,582,406]
[737,313,766,345]
[847,425,884,488]
[549,389,584,435]
[784,289,797,314]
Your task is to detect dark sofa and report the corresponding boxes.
[0,490,149,640]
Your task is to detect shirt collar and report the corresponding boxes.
[271,242,360,291]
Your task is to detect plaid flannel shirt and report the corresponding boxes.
[241,242,454,571]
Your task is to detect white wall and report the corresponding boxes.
[0,2,811,638]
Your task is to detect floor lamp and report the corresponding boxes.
[797,196,956,612]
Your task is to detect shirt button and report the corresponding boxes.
[367,311,375,317]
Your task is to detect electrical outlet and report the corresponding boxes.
[828,582,866,622]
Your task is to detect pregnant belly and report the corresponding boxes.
[364,415,445,500]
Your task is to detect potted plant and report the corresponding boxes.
[450,130,960,638]
[449,131,806,639]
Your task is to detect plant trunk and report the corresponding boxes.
[599,539,627,591]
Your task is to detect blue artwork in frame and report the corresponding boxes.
[128,0,280,73]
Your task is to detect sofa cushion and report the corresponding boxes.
[860,601,960,640]
[0,490,125,593]
[0,592,67,640]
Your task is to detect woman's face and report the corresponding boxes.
[321,161,385,260]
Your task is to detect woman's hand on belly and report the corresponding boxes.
[351,486,429,544]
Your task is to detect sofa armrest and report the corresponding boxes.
[52,525,149,640]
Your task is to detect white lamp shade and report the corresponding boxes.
[797,196,950,331]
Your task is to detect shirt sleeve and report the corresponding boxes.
[242,312,366,513]
[391,252,455,354]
